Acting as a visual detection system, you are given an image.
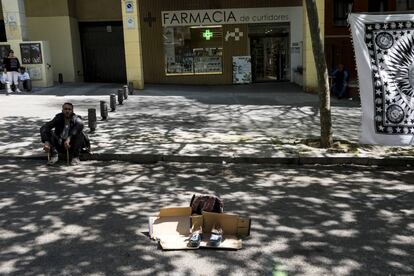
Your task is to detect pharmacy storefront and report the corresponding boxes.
[138,1,303,85]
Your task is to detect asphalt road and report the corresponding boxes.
[0,159,413,276]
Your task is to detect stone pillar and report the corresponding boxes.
[121,0,144,89]
[303,0,325,93]
[1,0,28,41]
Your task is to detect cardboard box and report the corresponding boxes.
[148,207,251,250]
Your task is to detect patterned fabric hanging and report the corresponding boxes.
[349,13,414,145]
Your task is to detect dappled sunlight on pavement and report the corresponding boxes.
[0,93,366,158]
[0,159,413,275]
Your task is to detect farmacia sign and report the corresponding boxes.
[161,7,300,27]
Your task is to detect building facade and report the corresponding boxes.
[324,0,413,96]
[0,0,326,91]
[137,0,303,85]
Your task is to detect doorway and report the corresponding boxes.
[79,22,127,83]
[249,24,290,82]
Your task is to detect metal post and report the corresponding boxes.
[100,101,108,120]
[110,94,116,111]
[123,85,128,100]
[117,89,124,105]
[26,79,32,92]
[88,108,97,132]
[58,73,63,85]
[128,81,134,95]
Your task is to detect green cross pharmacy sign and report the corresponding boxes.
[202,29,213,40]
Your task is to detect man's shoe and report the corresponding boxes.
[188,226,202,248]
[16,88,22,93]
[209,223,223,247]
[47,155,59,166]
[70,157,81,166]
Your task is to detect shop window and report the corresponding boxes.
[368,0,387,11]
[163,26,223,75]
[396,0,414,10]
[333,0,353,27]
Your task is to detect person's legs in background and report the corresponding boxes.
[12,72,21,92]
[6,72,13,93]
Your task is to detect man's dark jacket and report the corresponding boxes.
[40,113,84,144]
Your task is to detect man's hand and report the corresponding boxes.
[64,138,71,150]
[43,142,50,152]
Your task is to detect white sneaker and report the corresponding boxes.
[47,155,59,166]
[16,88,22,93]
[7,89,13,94]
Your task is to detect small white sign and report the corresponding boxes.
[125,1,134,13]
[233,56,252,84]
[127,17,135,29]
[27,66,42,80]
[225,28,244,41]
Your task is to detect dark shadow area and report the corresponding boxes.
[0,160,412,275]
[1,82,360,108]
[141,83,360,108]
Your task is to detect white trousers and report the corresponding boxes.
[7,71,19,85]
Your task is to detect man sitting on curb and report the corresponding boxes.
[40,102,90,166]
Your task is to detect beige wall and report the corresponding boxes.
[25,0,70,17]
[27,16,78,82]
[75,0,121,22]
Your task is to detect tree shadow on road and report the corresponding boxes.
[0,159,412,275]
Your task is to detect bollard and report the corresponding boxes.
[100,101,108,120]
[26,79,32,92]
[128,81,134,95]
[117,89,124,105]
[110,94,116,111]
[58,73,63,84]
[88,108,97,132]
[123,85,128,100]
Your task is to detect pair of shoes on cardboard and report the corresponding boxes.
[188,223,223,248]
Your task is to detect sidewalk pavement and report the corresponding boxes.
[0,82,413,166]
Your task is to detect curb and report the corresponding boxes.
[0,153,413,166]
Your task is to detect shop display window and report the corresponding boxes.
[163,26,223,75]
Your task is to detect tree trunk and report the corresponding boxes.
[305,0,333,148]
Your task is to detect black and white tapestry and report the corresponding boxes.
[349,13,414,145]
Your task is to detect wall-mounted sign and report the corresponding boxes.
[127,17,135,29]
[20,43,42,64]
[162,7,302,27]
[225,28,244,41]
[27,66,42,80]
[202,29,214,40]
[144,12,156,27]
[233,56,252,84]
[125,1,134,13]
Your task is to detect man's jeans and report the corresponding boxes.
[45,131,84,158]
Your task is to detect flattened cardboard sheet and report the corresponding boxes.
[148,207,250,250]
[160,234,242,250]
[200,235,242,249]
[150,216,191,241]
